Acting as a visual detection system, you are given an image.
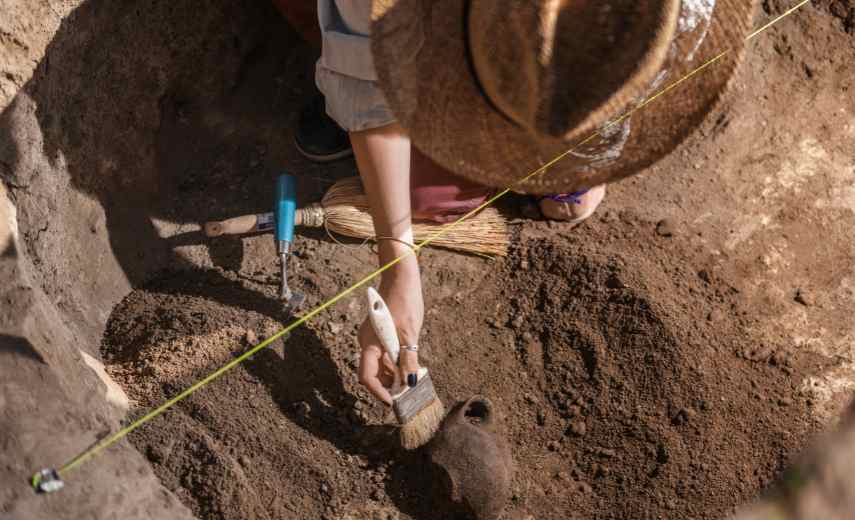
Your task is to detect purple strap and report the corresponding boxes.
[542,189,590,205]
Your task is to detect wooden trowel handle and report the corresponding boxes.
[204,211,316,237]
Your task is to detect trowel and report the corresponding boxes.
[274,174,305,312]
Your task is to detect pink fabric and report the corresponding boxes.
[410,147,493,223]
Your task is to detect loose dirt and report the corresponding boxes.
[102,213,824,519]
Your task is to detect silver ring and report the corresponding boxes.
[402,345,419,352]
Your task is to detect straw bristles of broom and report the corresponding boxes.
[306,177,508,257]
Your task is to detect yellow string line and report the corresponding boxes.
[52,1,807,480]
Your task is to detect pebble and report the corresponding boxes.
[536,409,547,426]
[593,463,610,478]
[655,219,675,237]
[294,401,311,420]
[576,482,593,494]
[673,408,696,426]
[511,315,525,330]
[244,329,259,346]
[794,288,814,307]
[596,447,616,458]
[547,440,561,452]
[328,322,343,335]
[568,419,587,437]
[240,455,251,467]
[657,443,670,464]
[707,309,724,323]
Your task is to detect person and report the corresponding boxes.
[299,0,753,404]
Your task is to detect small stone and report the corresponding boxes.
[244,329,259,346]
[370,488,382,501]
[673,408,696,425]
[294,401,311,420]
[576,481,593,494]
[567,405,582,418]
[592,463,609,478]
[547,440,561,452]
[524,393,537,404]
[536,409,547,426]
[328,322,343,334]
[240,455,251,467]
[655,219,675,237]
[555,471,572,482]
[568,419,587,437]
[707,309,724,323]
[520,259,530,270]
[521,331,534,343]
[320,483,329,494]
[596,448,616,458]
[511,315,525,330]
[698,269,712,283]
[656,443,670,464]
[794,288,814,307]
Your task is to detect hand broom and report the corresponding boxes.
[204,176,509,256]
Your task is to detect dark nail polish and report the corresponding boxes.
[407,373,418,388]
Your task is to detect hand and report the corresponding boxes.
[357,259,424,406]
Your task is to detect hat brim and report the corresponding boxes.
[371,0,757,194]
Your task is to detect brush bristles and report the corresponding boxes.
[399,398,445,450]
[318,177,509,257]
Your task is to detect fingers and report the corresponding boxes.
[398,349,420,388]
[358,344,393,406]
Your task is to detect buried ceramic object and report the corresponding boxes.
[429,396,514,520]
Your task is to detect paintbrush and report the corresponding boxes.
[366,287,445,449]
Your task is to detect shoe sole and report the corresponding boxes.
[294,136,354,163]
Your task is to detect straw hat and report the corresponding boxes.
[371,0,756,194]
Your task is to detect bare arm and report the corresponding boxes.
[350,123,423,404]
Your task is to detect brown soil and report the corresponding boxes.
[102,214,823,519]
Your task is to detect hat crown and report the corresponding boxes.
[469,0,681,140]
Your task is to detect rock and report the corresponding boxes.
[328,321,343,334]
[536,409,547,426]
[655,218,675,237]
[698,269,712,283]
[568,419,587,437]
[707,309,724,323]
[576,481,593,494]
[794,288,814,307]
[294,401,311,420]
[593,463,609,478]
[595,447,616,458]
[673,408,696,426]
[239,455,251,467]
[657,443,670,464]
[511,315,525,330]
[547,440,561,451]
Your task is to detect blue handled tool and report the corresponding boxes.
[274,174,305,311]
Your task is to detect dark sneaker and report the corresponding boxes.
[294,93,353,162]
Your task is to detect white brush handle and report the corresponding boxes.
[366,287,401,364]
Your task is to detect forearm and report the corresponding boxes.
[350,123,419,271]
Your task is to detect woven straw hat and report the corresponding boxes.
[371,0,756,194]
